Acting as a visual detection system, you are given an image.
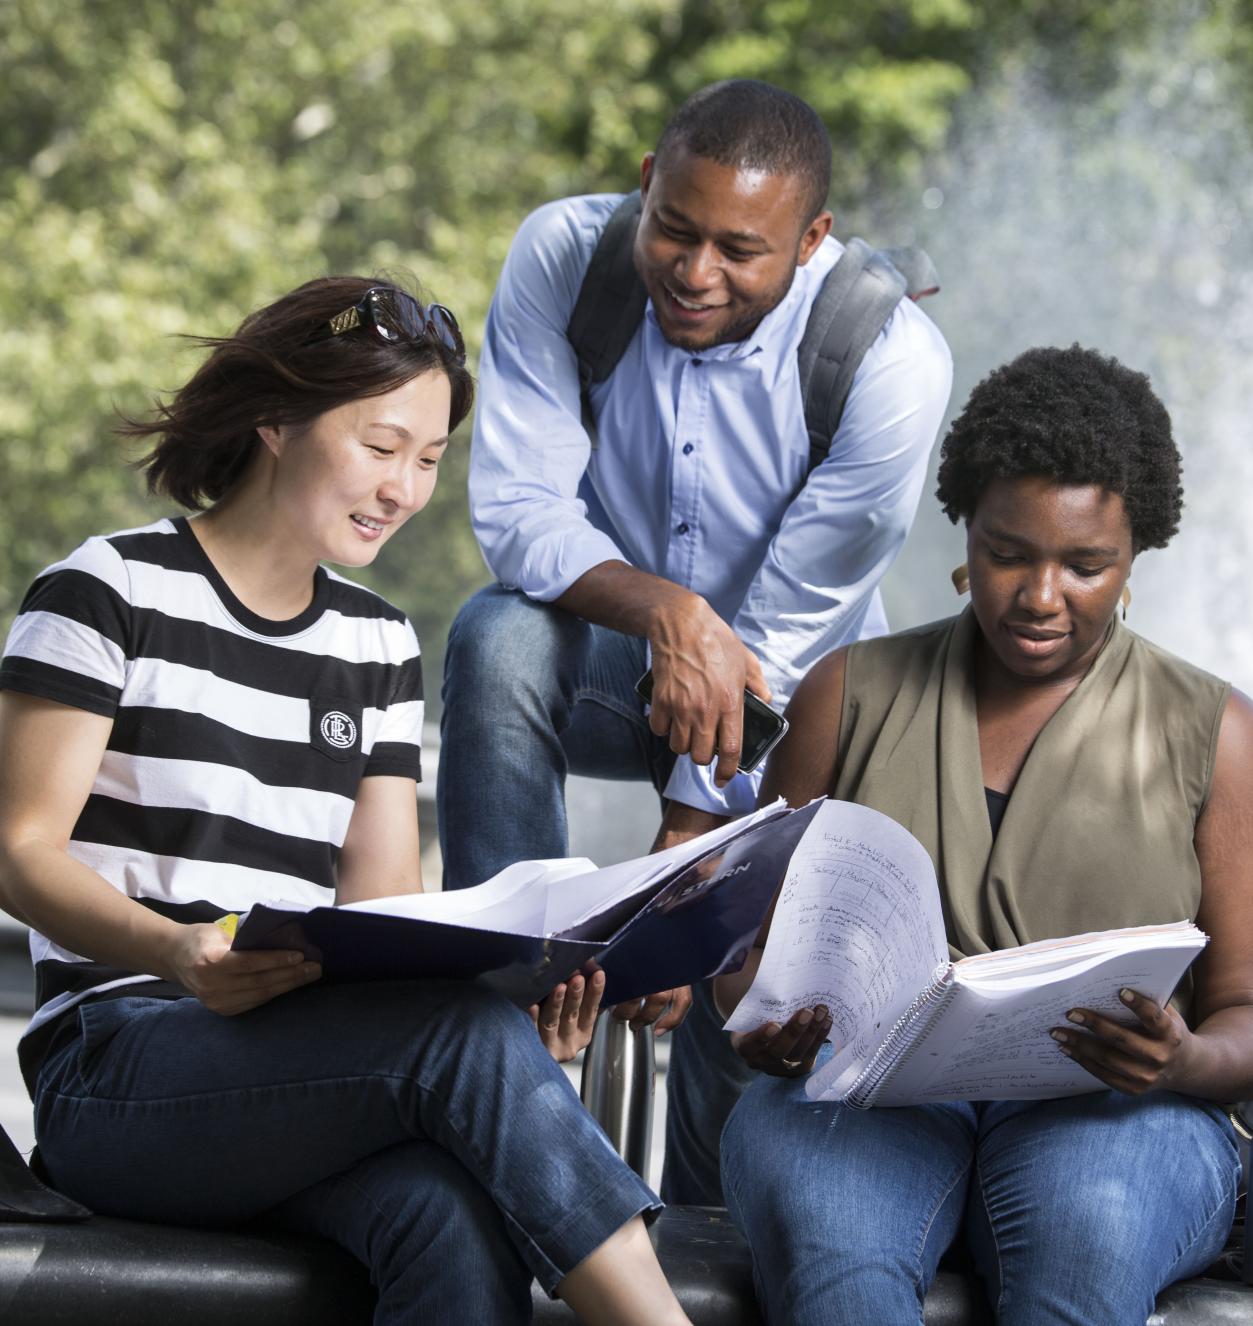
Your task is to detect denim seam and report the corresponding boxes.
[570,681,650,727]
[517,1167,661,1295]
[304,1154,516,1304]
[1156,1157,1238,1289]
[49,1068,418,1110]
[972,1156,1007,1319]
[411,1073,658,1295]
[311,1163,516,1286]
[914,1156,969,1289]
[318,1167,387,1226]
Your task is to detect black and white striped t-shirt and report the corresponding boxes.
[0,517,424,1053]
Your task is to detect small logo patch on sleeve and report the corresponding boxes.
[311,698,363,761]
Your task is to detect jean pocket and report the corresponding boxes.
[73,996,168,1097]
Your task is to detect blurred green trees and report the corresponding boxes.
[0,0,1240,676]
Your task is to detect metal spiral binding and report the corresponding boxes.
[846,964,956,1107]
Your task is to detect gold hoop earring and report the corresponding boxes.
[1120,583,1131,620]
[951,563,970,595]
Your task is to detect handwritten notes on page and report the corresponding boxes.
[723,800,946,1096]
[866,924,1205,1105]
[720,799,1207,1108]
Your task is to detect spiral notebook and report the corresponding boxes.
[723,800,1206,1107]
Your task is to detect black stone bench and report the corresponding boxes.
[2,1203,1250,1325]
[2,951,1250,1324]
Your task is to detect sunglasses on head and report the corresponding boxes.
[306,287,465,363]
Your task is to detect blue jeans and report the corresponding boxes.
[722,1068,1240,1326]
[662,978,758,1205]
[439,585,755,1205]
[34,981,659,1325]
[438,585,674,889]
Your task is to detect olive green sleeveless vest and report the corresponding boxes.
[832,609,1229,1008]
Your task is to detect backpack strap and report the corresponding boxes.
[566,202,939,472]
[565,191,647,449]
[882,247,940,301]
[797,239,939,475]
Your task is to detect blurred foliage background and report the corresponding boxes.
[3,0,1251,691]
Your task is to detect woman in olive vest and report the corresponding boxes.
[715,345,1252,1325]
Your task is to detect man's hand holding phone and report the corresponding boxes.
[636,668,788,780]
[556,566,779,786]
[643,593,771,786]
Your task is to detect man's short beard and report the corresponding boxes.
[652,265,798,352]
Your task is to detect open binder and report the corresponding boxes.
[233,799,821,1007]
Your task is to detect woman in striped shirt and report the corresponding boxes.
[0,277,690,1326]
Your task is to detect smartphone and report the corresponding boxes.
[634,668,789,774]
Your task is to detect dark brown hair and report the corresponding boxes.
[121,275,475,510]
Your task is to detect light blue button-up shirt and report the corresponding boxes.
[470,194,953,815]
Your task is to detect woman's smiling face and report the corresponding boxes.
[259,369,452,569]
[967,475,1135,685]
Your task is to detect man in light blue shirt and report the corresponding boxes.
[439,80,952,1203]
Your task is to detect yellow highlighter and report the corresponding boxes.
[215,913,240,941]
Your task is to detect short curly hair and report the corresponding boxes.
[935,345,1182,552]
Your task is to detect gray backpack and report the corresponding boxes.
[566,190,939,479]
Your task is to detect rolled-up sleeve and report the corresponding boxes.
[470,198,628,601]
[664,300,953,815]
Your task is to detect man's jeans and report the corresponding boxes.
[34,981,659,1325]
[438,585,673,887]
[438,585,755,1205]
[722,1065,1239,1325]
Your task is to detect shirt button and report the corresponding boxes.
[675,522,690,536]
[690,358,703,367]
[682,442,694,456]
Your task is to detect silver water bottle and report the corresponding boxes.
[580,1013,655,1180]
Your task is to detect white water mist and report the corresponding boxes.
[883,17,1253,690]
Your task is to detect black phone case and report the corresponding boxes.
[633,669,787,773]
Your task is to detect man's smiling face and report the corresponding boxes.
[632,146,832,352]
